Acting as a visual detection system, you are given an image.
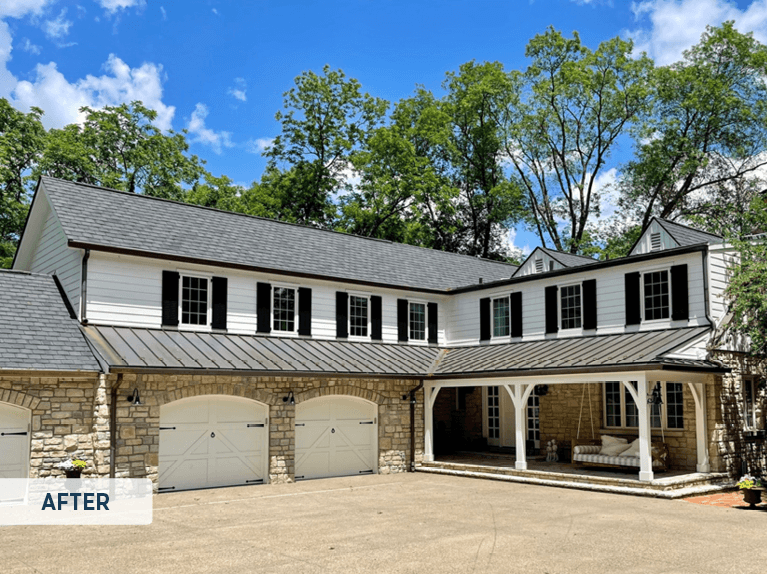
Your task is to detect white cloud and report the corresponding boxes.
[97,0,146,13]
[212,8,219,15]
[43,9,72,41]
[0,0,52,19]
[628,0,767,65]
[10,54,175,130]
[227,77,246,102]
[19,37,41,54]
[160,6,167,20]
[246,137,274,154]
[186,103,233,154]
[506,228,531,261]
[571,0,613,5]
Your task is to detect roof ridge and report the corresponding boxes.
[42,176,517,269]
[539,246,595,261]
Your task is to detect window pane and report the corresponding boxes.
[273,287,296,332]
[643,271,670,321]
[745,379,755,428]
[666,382,684,429]
[560,285,582,329]
[605,382,621,427]
[349,295,369,337]
[409,302,426,341]
[181,276,208,326]
[492,297,510,338]
[625,383,638,428]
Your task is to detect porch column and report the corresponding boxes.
[688,382,711,473]
[636,376,654,482]
[423,383,440,463]
[505,383,533,471]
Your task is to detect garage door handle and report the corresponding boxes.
[359,421,374,425]
[247,423,264,428]
[1,431,27,436]
[210,432,215,438]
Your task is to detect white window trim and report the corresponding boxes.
[491,293,511,340]
[602,381,684,431]
[408,299,429,344]
[744,376,759,430]
[348,291,372,341]
[558,280,583,333]
[178,271,212,331]
[271,282,299,336]
[640,266,673,325]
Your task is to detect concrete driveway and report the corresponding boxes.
[1,473,763,574]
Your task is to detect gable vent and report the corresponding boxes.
[651,232,662,252]
[535,259,544,273]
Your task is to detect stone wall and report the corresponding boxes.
[111,374,424,485]
[0,374,109,478]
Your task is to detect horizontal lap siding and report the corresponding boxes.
[630,220,677,256]
[708,249,733,325]
[29,210,81,315]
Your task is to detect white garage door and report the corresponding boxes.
[295,396,377,481]
[159,396,268,492]
[0,402,29,480]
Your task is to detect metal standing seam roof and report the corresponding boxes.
[82,325,724,377]
[0,270,102,372]
[38,177,517,292]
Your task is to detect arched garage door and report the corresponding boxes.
[159,396,268,492]
[295,396,377,481]
[0,402,29,480]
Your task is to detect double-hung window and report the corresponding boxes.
[409,302,426,341]
[273,286,297,333]
[180,274,210,327]
[643,270,670,321]
[604,381,684,430]
[349,294,370,338]
[560,284,582,330]
[492,296,510,338]
[744,377,758,429]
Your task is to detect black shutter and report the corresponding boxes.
[162,271,179,327]
[256,282,271,333]
[371,295,383,340]
[397,299,409,342]
[336,292,348,338]
[510,292,523,338]
[298,287,312,336]
[582,279,597,331]
[671,264,689,321]
[211,276,227,330]
[625,272,641,326]
[427,302,438,345]
[479,297,491,341]
[545,286,559,334]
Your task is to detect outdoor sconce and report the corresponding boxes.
[535,385,549,397]
[126,388,142,406]
[647,382,663,406]
[283,391,295,405]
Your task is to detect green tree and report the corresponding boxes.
[0,100,46,267]
[622,22,767,230]
[503,28,653,253]
[37,102,205,199]
[262,65,388,226]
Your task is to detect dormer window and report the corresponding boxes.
[535,259,544,273]
[650,232,662,251]
[181,275,210,326]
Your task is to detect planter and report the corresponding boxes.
[742,488,763,508]
[64,469,82,479]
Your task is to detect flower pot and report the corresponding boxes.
[64,469,82,479]
[742,488,762,508]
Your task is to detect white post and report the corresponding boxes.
[423,384,440,463]
[689,382,711,473]
[507,383,531,471]
[636,375,654,482]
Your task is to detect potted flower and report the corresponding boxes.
[737,474,763,508]
[57,458,87,479]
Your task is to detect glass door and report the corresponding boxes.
[486,386,500,446]
[527,393,540,449]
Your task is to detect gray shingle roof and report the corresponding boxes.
[539,247,597,268]
[0,270,101,372]
[655,218,722,248]
[40,177,516,291]
[82,325,723,377]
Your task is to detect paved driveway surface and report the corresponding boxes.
[1,473,763,574]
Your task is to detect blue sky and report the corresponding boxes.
[2,0,766,254]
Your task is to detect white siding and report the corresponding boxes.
[707,246,736,326]
[630,220,678,256]
[448,251,708,346]
[85,253,449,345]
[28,207,81,315]
[513,248,565,277]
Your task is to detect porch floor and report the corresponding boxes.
[418,452,734,499]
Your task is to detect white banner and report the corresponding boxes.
[0,479,153,525]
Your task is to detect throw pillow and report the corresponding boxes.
[599,435,630,456]
[619,439,640,457]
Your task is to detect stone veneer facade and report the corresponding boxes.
[1,373,424,487]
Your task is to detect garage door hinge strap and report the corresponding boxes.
[245,479,264,483]
[247,423,265,427]
[1,431,28,436]
[159,427,176,431]
[359,470,374,474]
[295,423,305,427]
[159,487,175,491]
[359,421,374,425]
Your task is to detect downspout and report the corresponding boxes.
[409,379,424,472]
[110,373,124,478]
[80,249,90,324]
